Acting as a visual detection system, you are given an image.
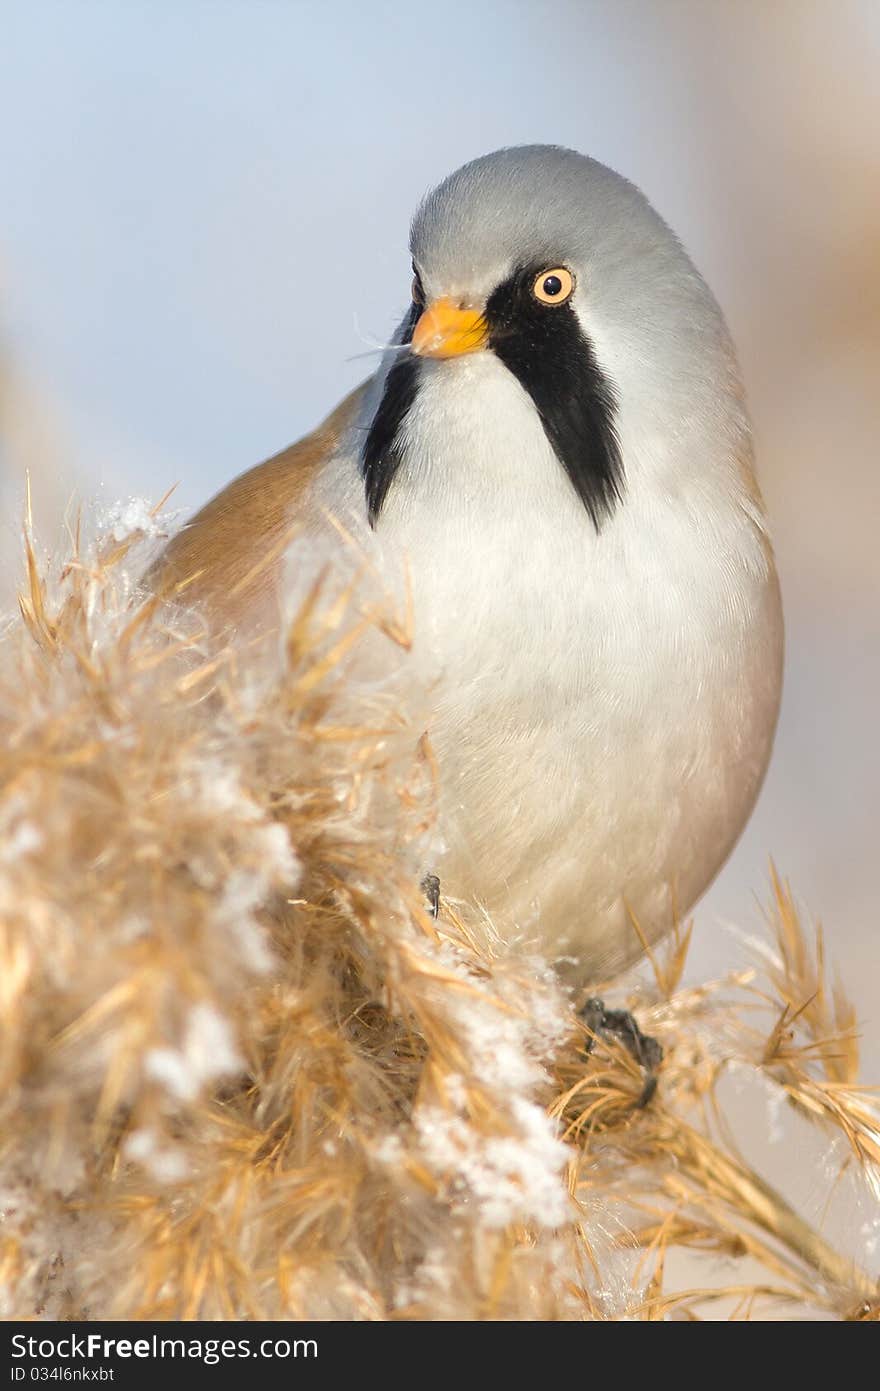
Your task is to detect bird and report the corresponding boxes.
[149,144,784,988]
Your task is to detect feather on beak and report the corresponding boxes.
[410,298,488,358]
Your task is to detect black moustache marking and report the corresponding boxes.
[361,270,623,529]
[485,266,624,529]
[361,302,420,525]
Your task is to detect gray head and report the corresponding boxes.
[362,146,746,526]
[412,145,676,301]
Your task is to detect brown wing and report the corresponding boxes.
[146,381,369,635]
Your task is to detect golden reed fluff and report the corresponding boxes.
[0,500,876,1321]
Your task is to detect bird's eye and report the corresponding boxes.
[532,267,574,306]
[411,272,425,306]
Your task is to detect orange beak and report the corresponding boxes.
[410,297,489,359]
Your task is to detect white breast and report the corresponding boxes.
[305,352,783,982]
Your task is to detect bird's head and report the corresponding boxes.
[362,145,745,528]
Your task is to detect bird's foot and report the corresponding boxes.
[420,873,441,919]
[579,997,663,1108]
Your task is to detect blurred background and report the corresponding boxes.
[2,0,878,1075]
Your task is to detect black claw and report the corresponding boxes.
[579,996,663,1108]
[420,873,441,919]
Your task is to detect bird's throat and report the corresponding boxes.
[361,295,624,531]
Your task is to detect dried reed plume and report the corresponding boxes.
[0,500,877,1321]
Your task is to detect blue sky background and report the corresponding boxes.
[9,0,872,513]
[2,2,879,1067]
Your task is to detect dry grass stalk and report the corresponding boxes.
[0,505,877,1320]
